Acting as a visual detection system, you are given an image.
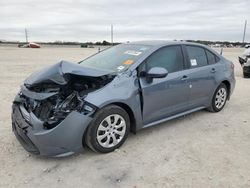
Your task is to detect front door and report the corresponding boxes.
[138,45,190,125]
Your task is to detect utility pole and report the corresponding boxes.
[242,20,247,44]
[111,24,113,45]
[25,28,28,43]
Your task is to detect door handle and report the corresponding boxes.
[211,68,216,73]
[181,75,188,81]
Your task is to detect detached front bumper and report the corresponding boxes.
[12,103,92,157]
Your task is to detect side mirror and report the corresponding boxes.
[142,67,168,82]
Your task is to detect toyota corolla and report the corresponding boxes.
[12,41,235,157]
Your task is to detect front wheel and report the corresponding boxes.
[207,83,228,112]
[85,105,130,153]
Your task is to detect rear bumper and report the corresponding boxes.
[12,104,92,157]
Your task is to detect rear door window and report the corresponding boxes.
[206,50,220,64]
[186,46,208,68]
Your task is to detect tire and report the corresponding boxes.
[243,72,247,78]
[85,105,130,153]
[207,83,228,112]
[243,72,250,78]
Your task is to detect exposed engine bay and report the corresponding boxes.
[17,61,115,129]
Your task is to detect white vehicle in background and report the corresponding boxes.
[239,45,250,78]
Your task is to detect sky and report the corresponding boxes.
[0,0,249,42]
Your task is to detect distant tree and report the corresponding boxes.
[86,42,93,45]
[95,42,102,45]
[102,40,110,46]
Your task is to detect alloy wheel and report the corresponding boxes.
[96,114,126,148]
[215,88,227,109]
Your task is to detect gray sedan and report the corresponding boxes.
[12,41,235,157]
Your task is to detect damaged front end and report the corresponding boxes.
[12,61,115,156]
[20,60,115,129]
[18,85,96,130]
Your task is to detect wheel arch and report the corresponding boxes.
[82,102,137,149]
[221,80,231,100]
[110,102,137,134]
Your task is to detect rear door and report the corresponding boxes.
[183,45,217,108]
[138,45,190,125]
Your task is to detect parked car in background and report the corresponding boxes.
[12,41,235,157]
[239,45,250,78]
[18,42,40,48]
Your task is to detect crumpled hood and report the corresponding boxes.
[24,61,114,86]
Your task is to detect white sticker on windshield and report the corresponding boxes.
[190,59,198,66]
[124,50,142,56]
[117,66,125,71]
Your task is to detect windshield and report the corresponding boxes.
[79,44,152,72]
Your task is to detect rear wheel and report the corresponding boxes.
[85,105,130,153]
[208,83,228,112]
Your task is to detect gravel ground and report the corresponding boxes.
[0,46,249,188]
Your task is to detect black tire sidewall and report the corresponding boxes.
[211,83,228,112]
[86,105,130,153]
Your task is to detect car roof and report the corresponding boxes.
[128,40,207,48]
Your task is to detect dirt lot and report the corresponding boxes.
[0,46,249,188]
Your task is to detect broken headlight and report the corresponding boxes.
[53,92,96,116]
[43,92,96,129]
